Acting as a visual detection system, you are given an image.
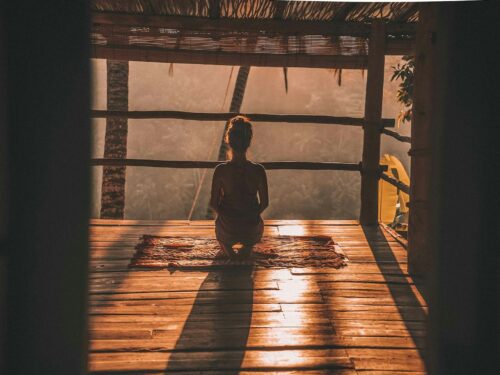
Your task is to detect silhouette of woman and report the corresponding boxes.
[210,116,269,260]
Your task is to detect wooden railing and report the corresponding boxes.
[379,172,410,194]
[90,159,363,171]
[381,128,411,144]
[92,21,411,224]
[379,125,411,194]
[92,110,395,128]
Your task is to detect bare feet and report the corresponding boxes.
[214,249,228,259]
[217,241,238,260]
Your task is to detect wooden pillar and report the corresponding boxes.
[360,20,386,225]
[407,5,437,276]
[100,60,129,218]
[428,3,497,374]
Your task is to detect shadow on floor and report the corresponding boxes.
[362,226,428,360]
[164,267,254,374]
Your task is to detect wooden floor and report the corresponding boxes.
[88,220,427,374]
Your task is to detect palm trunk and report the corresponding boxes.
[100,60,129,219]
[205,66,251,219]
[216,66,251,160]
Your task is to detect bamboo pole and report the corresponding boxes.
[360,20,386,225]
[91,110,395,128]
[381,128,412,143]
[90,158,362,171]
[379,173,410,194]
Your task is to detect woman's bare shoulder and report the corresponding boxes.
[248,161,265,171]
[214,162,230,175]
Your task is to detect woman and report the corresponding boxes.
[210,116,269,260]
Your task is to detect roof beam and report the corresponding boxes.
[91,12,416,37]
[91,45,370,69]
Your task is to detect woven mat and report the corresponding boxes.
[129,235,347,269]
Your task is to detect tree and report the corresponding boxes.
[391,55,414,125]
[100,60,129,218]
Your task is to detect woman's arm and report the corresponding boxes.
[257,166,269,214]
[210,166,223,215]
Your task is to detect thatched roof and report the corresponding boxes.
[90,1,418,68]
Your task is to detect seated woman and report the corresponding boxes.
[210,116,269,260]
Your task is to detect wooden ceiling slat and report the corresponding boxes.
[91,12,416,38]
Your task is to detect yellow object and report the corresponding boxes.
[378,154,410,224]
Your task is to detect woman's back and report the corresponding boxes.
[217,161,262,217]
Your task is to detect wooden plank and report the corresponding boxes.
[91,109,395,128]
[89,336,423,352]
[86,221,426,374]
[360,21,386,225]
[89,350,354,372]
[352,357,425,372]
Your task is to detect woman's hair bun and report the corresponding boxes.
[225,115,253,153]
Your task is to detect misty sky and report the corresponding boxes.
[90,57,411,220]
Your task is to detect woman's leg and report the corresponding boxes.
[217,240,237,259]
[238,242,254,258]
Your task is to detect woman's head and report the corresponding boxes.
[225,115,253,153]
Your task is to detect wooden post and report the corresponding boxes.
[5,3,90,374]
[407,5,437,276]
[100,60,129,219]
[427,3,497,374]
[360,20,386,225]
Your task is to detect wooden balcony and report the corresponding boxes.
[88,220,426,374]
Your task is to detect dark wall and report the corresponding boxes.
[3,2,90,374]
[428,2,499,374]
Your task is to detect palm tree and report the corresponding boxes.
[100,60,129,219]
[216,66,251,160]
[204,66,251,219]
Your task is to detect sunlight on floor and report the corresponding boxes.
[278,225,308,236]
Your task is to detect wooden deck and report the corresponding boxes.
[88,220,427,374]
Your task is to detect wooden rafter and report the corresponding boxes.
[91,45,371,69]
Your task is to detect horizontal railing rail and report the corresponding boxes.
[91,110,396,128]
[91,158,363,171]
[381,128,411,143]
[379,172,410,194]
